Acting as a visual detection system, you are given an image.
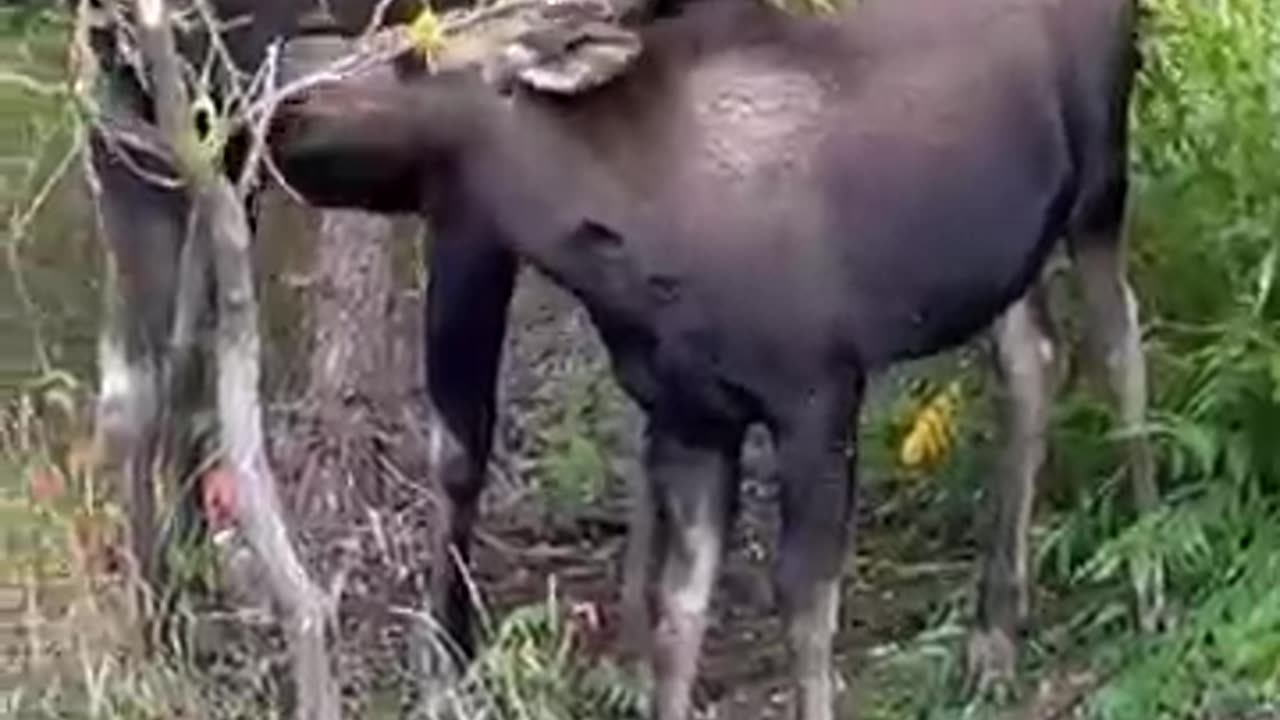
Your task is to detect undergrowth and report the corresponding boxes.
[1057,0,1280,714]
[530,365,618,527]
[863,0,1280,717]
[1,377,643,719]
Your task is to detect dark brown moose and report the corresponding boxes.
[269,0,1158,718]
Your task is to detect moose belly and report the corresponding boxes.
[836,185,1070,370]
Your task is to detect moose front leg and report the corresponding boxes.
[772,378,861,720]
[646,414,743,720]
[418,229,517,689]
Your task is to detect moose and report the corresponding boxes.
[266,0,1159,717]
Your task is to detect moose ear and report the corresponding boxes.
[496,21,642,95]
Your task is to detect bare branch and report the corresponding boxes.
[226,0,593,197]
[360,0,404,38]
[233,40,278,196]
[125,1,342,717]
[188,0,253,112]
[133,0,207,183]
[238,0,577,125]
[0,71,67,98]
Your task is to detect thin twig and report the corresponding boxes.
[0,71,67,98]
[4,125,85,375]
[361,0,405,38]
[237,0,559,126]
[233,41,278,196]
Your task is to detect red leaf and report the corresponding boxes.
[200,463,238,530]
[27,465,65,506]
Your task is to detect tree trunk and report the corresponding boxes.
[306,211,397,406]
[265,205,434,711]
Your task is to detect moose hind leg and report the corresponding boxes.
[1071,231,1162,630]
[1071,236,1155,515]
[417,233,516,690]
[773,379,861,720]
[967,290,1056,699]
[647,415,743,720]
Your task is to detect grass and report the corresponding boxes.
[530,362,621,527]
[0,6,98,397]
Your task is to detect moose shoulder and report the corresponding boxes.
[271,0,1152,718]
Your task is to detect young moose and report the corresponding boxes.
[270,0,1153,717]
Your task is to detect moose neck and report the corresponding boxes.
[427,93,666,335]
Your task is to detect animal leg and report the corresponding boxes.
[417,233,517,691]
[95,256,163,611]
[621,454,660,674]
[968,290,1056,700]
[1071,233,1162,630]
[773,379,861,720]
[86,127,189,618]
[1071,237,1155,515]
[647,417,743,720]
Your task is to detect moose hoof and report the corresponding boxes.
[964,628,1018,704]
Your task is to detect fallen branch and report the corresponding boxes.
[235,0,621,157]
[129,0,340,717]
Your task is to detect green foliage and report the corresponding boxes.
[860,0,1280,715]
[467,581,646,720]
[531,369,617,524]
[409,578,646,720]
[0,5,93,398]
[1027,0,1280,715]
[1128,0,1280,326]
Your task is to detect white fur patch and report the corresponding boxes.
[95,330,157,452]
[668,517,721,617]
[688,56,828,183]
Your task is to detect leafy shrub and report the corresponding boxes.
[1031,0,1280,715]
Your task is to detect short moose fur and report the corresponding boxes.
[271,0,1155,718]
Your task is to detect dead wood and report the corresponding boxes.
[128,0,341,717]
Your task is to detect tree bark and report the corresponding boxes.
[306,211,398,406]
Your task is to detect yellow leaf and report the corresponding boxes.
[406,6,447,65]
[897,379,963,473]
